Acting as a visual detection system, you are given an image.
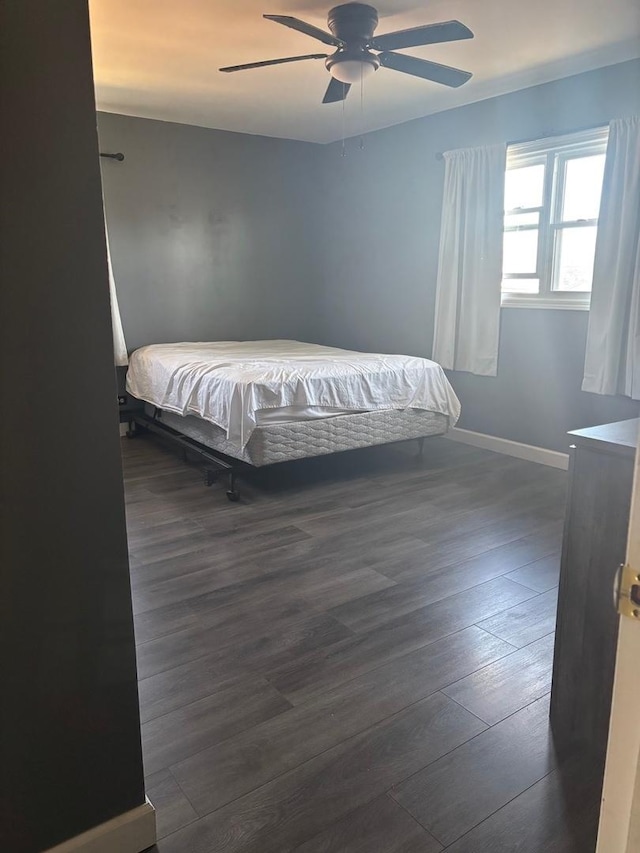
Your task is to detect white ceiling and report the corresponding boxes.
[89,0,640,144]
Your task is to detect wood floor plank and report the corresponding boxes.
[391,694,557,846]
[269,577,537,705]
[291,795,442,852]
[144,769,199,840]
[129,547,226,589]
[127,517,206,549]
[130,516,320,587]
[152,536,404,620]
[123,449,190,485]
[358,451,541,500]
[131,556,267,614]
[295,473,564,546]
[442,633,555,724]
[134,555,396,616]
[477,588,559,648]
[142,488,248,519]
[155,692,486,853]
[142,467,214,496]
[294,567,397,610]
[136,568,355,659]
[362,447,516,492]
[176,522,313,560]
[381,519,563,585]
[442,756,601,853]
[414,488,566,551]
[329,529,563,634]
[505,553,561,592]
[138,659,251,724]
[294,459,498,535]
[350,501,564,596]
[136,608,352,681]
[125,500,192,529]
[171,625,509,814]
[133,599,201,645]
[142,678,292,775]
[251,526,433,579]
[192,491,365,537]
[421,466,561,520]
[129,528,220,567]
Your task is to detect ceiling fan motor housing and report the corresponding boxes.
[326,3,380,76]
[327,3,379,42]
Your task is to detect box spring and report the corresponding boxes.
[145,405,449,468]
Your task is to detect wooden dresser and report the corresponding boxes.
[550,419,638,770]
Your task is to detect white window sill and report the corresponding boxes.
[501,295,591,311]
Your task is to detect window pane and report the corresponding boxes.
[503,229,539,274]
[504,211,539,228]
[561,154,606,221]
[502,278,539,295]
[554,226,598,291]
[505,164,545,211]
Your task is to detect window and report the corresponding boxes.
[501,127,609,309]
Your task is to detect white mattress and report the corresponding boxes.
[127,340,460,448]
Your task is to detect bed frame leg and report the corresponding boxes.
[417,437,425,458]
[226,471,240,502]
[204,467,239,501]
[126,417,149,439]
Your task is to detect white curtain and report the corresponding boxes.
[583,117,640,399]
[104,218,128,367]
[432,143,506,377]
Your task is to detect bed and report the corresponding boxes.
[125,340,460,499]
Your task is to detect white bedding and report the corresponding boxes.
[126,340,461,448]
[254,405,365,425]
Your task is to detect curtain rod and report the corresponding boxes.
[434,121,609,160]
[100,151,125,161]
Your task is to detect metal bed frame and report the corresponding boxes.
[127,408,427,502]
[127,410,246,501]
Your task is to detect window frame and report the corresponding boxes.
[501,126,609,310]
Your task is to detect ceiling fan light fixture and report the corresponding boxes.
[326,54,379,84]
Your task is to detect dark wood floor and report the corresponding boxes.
[121,434,600,853]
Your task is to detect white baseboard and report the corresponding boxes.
[45,798,156,853]
[446,426,569,470]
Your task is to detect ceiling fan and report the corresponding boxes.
[220,3,474,104]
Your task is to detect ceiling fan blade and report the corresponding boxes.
[263,15,343,47]
[379,52,472,88]
[220,53,327,73]
[322,78,351,104]
[371,20,473,51]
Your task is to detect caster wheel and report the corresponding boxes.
[126,429,136,439]
[226,490,240,502]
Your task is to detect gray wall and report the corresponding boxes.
[0,2,145,851]
[100,61,639,452]
[98,113,324,350]
[314,60,640,451]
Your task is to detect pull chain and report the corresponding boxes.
[359,66,365,150]
[341,83,346,157]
